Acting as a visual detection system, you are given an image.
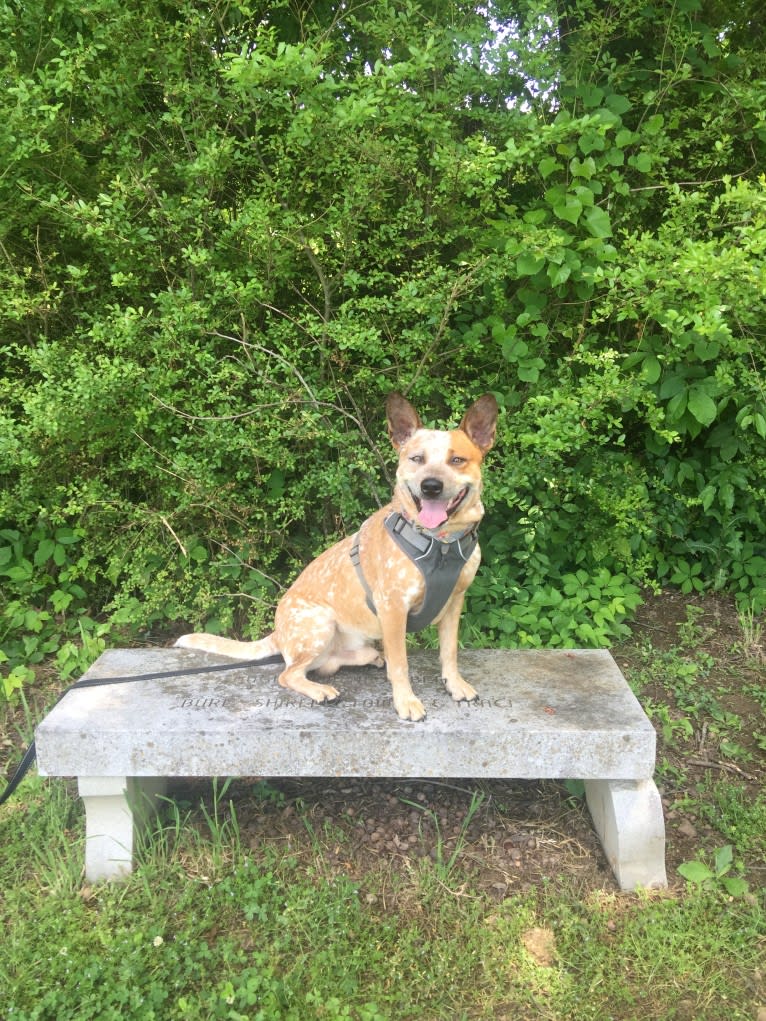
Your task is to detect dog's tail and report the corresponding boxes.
[174,632,281,661]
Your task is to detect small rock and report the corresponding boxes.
[677,818,698,839]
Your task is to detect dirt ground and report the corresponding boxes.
[169,590,765,897]
[2,590,764,895]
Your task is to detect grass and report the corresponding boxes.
[676,778,766,861]
[401,788,486,878]
[1,775,764,1020]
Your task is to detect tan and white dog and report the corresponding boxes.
[176,392,497,721]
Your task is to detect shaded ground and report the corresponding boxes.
[2,590,765,896]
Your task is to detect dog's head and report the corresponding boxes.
[386,392,498,532]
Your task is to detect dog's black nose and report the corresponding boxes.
[420,477,444,498]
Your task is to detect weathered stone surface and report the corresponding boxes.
[585,778,667,890]
[34,647,666,889]
[77,776,167,882]
[36,647,655,780]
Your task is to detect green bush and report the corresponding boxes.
[1,0,765,690]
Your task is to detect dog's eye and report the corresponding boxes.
[450,456,467,466]
[409,453,425,464]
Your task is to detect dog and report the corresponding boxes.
[176,392,497,721]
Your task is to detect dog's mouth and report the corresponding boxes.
[411,487,469,529]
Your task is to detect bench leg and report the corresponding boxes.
[584,778,667,891]
[78,776,168,882]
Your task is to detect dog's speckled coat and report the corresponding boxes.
[176,393,497,720]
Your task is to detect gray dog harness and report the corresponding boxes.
[350,511,479,633]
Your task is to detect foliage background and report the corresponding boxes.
[1,0,765,691]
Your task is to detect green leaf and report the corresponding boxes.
[605,93,632,114]
[570,156,596,179]
[553,197,583,225]
[516,254,545,276]
[4,562,34,582]
[693,338,721,361]
[687,387,718,426]
[548,262,571,286]
[34,538,56,567]
[629,152,653,172]
[666,391,688,421]
[713,844,734,876]
[523,208,548,225]
[563,779,586,799]
[579,130,605,154]
[659,372,687,399]
[538,156,561,179]
[677,861,713,885]
[641,354,662,384]
[518,364,541,383]
[55,528,82,545]
[604,146,625,166]
[700,485,716,511]
[722,876,749,898]
[502,338,529,361]
[583,206,612,238]
[517,287,548,312]
[578,84,604,108]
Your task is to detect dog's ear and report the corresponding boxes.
[386,392,422,448]
[459,394,498,454]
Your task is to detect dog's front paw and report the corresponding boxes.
[443,675,478,703]
[393,692,427,722]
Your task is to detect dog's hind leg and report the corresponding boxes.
[278,658,341,703]
[274,602,344,704]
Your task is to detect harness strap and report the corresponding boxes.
[350,512,479,633]
[350,528,377,617]
[0,653,283,805]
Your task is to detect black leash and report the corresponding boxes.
[0,653,284,806]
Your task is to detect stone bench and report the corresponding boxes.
[34,647,667,890]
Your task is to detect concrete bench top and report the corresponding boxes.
[33,647,666,890]
[36,647,655,780]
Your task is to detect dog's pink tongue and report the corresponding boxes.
[418,500,449,529]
